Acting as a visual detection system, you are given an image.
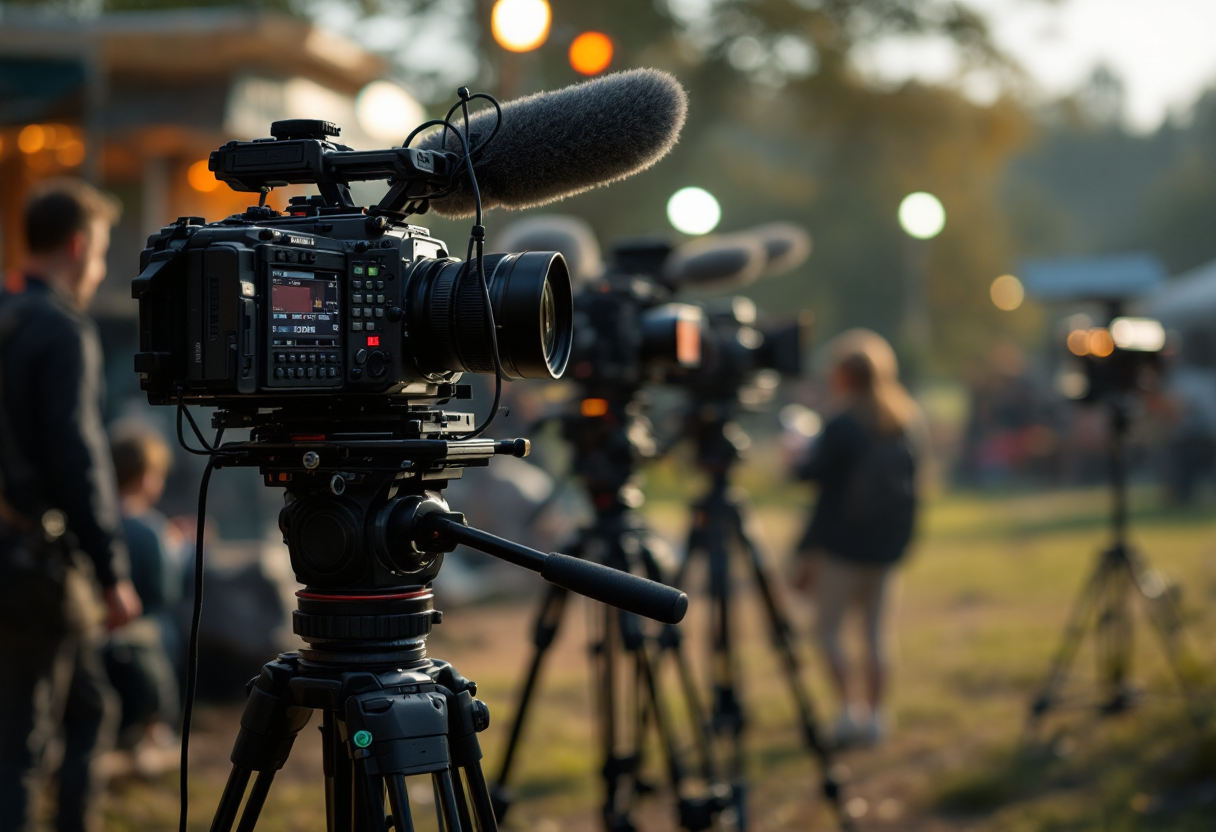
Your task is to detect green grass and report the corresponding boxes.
[100,486,1216,830]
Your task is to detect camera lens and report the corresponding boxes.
[410,251,573,380]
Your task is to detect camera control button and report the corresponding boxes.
[365,322,376,332]
[276,353,286,363]
[375,280,385,290]
[376,294,385,304]
[327,367,337,378]
[374,308,384,318]
[306,367,316,379]
[352,294,363,303]
[351,280,363,289]
[352,322,363,331]
[294,367,305,379]
[274,367,285,380]
[288,354,298,363]
[363,307,372,317]
[352,308,362,317]
[350,368,363,380]
[328,353,339,363]
[355,349,368,365]
[367,351,388,379]
[307,354,317,363]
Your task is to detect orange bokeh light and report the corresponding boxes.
[580,398,610,417]
[188,159,221,193]
[1088,328,1115,358]
[569,31,613,76]
[18,125,46,154]
[55,140,85,167]
[1066,329,1090,356]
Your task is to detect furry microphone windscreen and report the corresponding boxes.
[663,234,766,291]
[420,69,688,218]
[493,215,603,285]
[749,223,813,276]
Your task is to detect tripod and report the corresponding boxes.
[194,411,686,832]
[491,405,731,832]
[677,412,848,831]
[1026,401,1203,733]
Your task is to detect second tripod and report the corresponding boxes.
[491,402,731,832]
[677,410,849,831]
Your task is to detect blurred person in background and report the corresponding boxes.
[790,329,920,747]
[0,179,141,832]
[105,422,183,770]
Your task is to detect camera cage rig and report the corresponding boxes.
[157,90,689,832]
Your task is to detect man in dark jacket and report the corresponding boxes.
[0,179,142,832]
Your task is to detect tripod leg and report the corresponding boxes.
[734,506,850,830]
[210,767,253,832]
[598,603,638,831]
[705,525,746,822]
[325,713,358,832]
[1096,550,1134,712]
[1123,548,1207,724]
[434,770,465,832]
[492,582,571,813]
[233,771,277,832]
[461,762,500,832]
[1026,549,1110,733]
[385,776,416,832]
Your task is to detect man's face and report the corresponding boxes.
[75,218,111,307]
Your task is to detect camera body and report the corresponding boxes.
[669,296,808,406]
[1061,315,1167,404]
[132,120,573,411]
[133,207,571,409]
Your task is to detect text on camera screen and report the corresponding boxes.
[271,270,339,337]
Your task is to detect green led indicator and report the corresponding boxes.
[353,265,364,275]
[367,266,379,277]
[353,730,373,748]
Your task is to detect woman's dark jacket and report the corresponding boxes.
[796,411,916,565]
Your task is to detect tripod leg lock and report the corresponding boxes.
[345,685,452,777]
[231,655,314,772]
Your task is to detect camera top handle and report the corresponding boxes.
[208,119,459,215]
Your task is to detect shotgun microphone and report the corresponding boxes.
[420,69,688,218]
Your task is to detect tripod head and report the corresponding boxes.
[203,404,687,664]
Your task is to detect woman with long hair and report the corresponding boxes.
[792,329,921,746]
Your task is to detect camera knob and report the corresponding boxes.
[387,306,404,323]
[367,350,389,379]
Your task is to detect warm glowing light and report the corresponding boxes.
[188,159,221,193]
[569,31,613,75]
[1067,329,1090,356]
[1088,328,1115,358]
[491,0,551,53]
[898,191,946,240]
[1110,317,1166,352]
[357,81,425,143]
[667,187,721,235]
[55,140,85,167]
[18,125,46,154]
[581,398,610,417]
[990,274,1024,311]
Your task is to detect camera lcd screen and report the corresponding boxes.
[270,270,340,340]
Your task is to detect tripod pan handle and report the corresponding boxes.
[428,517,688,624]
[540,553,688,624]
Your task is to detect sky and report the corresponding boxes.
[319,0,1216,134]
[859,0,1216,133]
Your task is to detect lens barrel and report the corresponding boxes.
[411,251,573,380]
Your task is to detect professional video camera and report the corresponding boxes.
[1059,313,1167,403]
[137,71,698,832]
